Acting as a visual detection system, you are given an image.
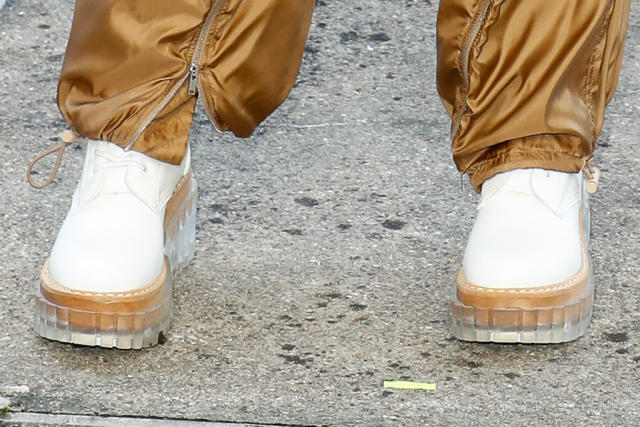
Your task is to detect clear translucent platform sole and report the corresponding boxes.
[450,266,594,344]
[34,175,198,349]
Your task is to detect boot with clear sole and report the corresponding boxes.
[451,167,598,344]
[34,140,197,349]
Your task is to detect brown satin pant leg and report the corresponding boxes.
[437,0,631,190]
[57,1,314,165]
[58,0,208,164]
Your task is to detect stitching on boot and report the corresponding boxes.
[41,259,167,298]
[458,253,587,295]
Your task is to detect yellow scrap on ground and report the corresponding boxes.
[383,380,436,391]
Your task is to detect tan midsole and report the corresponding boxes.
[457,230,590,310]
[40,258,168,315]
[454,248,592,328]
[456,264,589,310]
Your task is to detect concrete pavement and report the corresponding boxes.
[1,1,639,425]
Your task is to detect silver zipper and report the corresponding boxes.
[190,0,224,81]
[124,73,190,150]
[125,0,225,150]
[451,0,492,140]
[187,63,199,96]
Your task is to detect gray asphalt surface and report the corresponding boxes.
[1,1,639,425]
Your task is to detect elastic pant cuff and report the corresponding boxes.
[468,150,587,192]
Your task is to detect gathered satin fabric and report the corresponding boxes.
[58,1,630,189]
[58,0,315,165]
[437,0,631,190]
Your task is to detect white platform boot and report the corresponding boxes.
[451,167,598,343]
[34,140,197,349]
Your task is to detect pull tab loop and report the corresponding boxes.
[581,156,600,194]
[27,130,76,189]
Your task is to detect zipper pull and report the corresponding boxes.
[187,63,199,96]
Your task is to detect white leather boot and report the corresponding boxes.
[451,167,598,343]
[34,140,197,349]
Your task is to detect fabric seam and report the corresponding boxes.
[199,0,235,131]
[585,0,615,145]
[454,0,483,83]
[451,0,494,142]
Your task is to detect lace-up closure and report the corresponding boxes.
[94,150,148,173]
[478,169,583,218]
[26,130,156,190]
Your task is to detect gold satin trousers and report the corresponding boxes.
[58,1,631,189]
[58,0,316,164]
[437,0,631,189]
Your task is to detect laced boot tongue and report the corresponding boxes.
[479,169,579,217]
[96,162,129,195]
[63,140,159,216]
[92,141,146,195]
[529,169,579,217]
[478,169,533,209]
[90,141,165,214]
